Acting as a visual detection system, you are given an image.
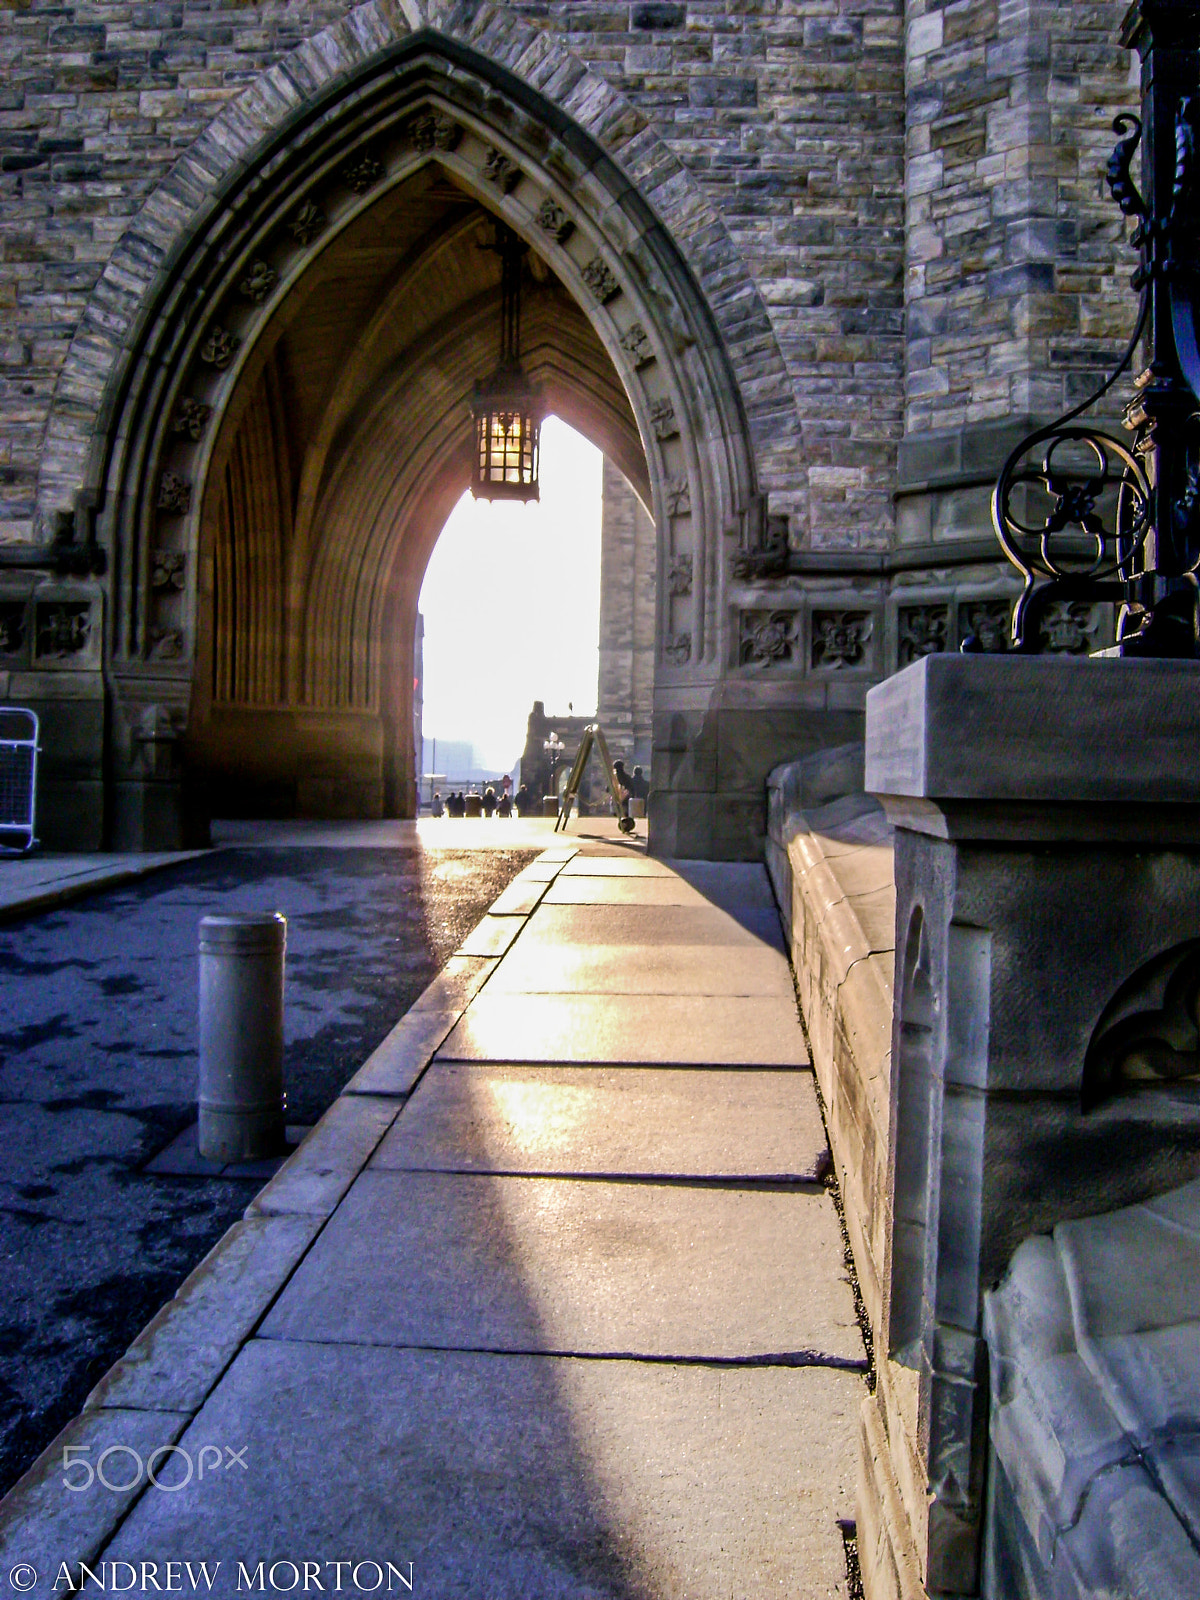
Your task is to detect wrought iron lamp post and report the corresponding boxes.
[471,223,542,503]
[989,0,1200,657]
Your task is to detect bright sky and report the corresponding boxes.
[418,415,603,772]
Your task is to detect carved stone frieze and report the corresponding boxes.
[151,550,187,593]
[668,553,693,597]
[536,198,574,243]
[239,261,278,303]
[739,609,798,667]
[959,599,1012,653]
[663,632,691,665]
[582,256,621,304]
[0,600,27,655]
[649,398,678,440]
[343,153,383,194]
[620,322,654,367]
[157,471,192,516]
[199,326,239,369]
[170,397,212,441]
[288,201,326,245]
[811,609,873,670]
[664,477,691,517]
[898,603,949,666]
[1039,599,1101,655]
[411,112,461,152]
[483,148,521,193]
[34,601,91,659]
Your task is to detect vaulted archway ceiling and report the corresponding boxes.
[200,163,648,712]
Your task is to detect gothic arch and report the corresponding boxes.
[38,9,791,851]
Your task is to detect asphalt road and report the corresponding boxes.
[0,843,534,1497]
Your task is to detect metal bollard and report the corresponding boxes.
[198,913,287,1163]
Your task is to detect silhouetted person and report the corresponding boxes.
[497,792,512,817]
[514,783,531,816]
[431,790,444,817]
[631,765,649,799]
[483,786,496,817]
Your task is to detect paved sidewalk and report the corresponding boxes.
[0,842,865,1598]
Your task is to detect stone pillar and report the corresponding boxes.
[863,653,1200,1598]
[597,459,655,772]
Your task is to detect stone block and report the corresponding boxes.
[247,1094,399,1218]
[343,1009,460,1098]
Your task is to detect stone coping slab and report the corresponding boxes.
[84,1215,324,1415]
[343,1008,460,1098]
[259,1170,863,1362]
[410,954,497,1013]
[0,850,206,922]
[456,914,526,958]
[247,1095,399,1218]
[436,992,809,1067]
[558,855,677,877]
[372,1065,829,1182]
[0,1406,191,1582]
[101,1342,861,1599]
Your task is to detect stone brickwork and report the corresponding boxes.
[597,457,654,770]
[0,0,1139,864]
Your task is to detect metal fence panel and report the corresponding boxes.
[0,706,39,854]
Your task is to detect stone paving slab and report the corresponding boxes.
[260,1171,861,1361]
[558,856,677,877]
[372,1065,829,1181]
[543,876,715,908]
[85,1215,324,1416]
[437,992,808,1066]
[0,850,207,921]
[483,940,795,997]
[100,1342,860,1599]
[343,1008,459,1098]
[518,901,786,951]
[668,860,782,913]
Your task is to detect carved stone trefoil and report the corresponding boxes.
[1039,599,1100,655]
[343,153,383,195]
[483,148,521,193]
[649,398,678,440]
[898,603,949,666]
[199,326,239,370]
[620,322,654,367]
[536,198,574,244]
[664,632,691,665]
[151,550,187,592]
[664,477,691,517]
[582,256,621,304]
[35,602,91,659]
[170,397,212,442]
[157,470,192,516]
[811,609,873,670]
[239,261,278,303]
[411,112,461,152]
[959,599,1012,653]
[1084,940,1200,1108]
[740,609,798,667]
[668,553,693,597]
[288,201,326,245]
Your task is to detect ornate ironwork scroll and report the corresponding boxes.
[989,1,1200,658]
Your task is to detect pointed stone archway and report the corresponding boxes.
[36,15,805,857]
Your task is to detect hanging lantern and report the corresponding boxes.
[471,224,542,502]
